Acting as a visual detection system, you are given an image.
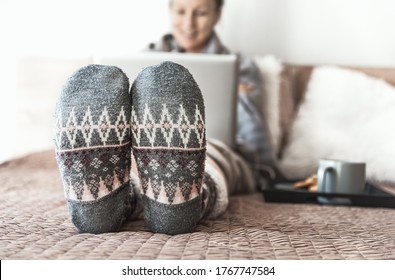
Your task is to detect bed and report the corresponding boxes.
[1,150,394,259]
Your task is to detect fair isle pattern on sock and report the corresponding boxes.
[55,106,131,201]
[131,103,206,204]
[133,148,205,204]
[131,103,205,148]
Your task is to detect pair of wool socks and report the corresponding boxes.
[54,62,208,234]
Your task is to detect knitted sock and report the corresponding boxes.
[131,61,206,235]
[54,64,135,233]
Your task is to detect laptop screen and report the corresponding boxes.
[94,52,238,148]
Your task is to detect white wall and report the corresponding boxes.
[0,0,170,56]
[219,0,395,67]
[1,0,395,162]
[2,0,394,65]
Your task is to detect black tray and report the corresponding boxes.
[261,181,395,208]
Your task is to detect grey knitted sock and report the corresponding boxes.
[131,61,206,235]
[54,64,135,233]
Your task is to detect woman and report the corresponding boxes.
[143,0,276,228]
[53,0,273,236]
[148,0,275,171]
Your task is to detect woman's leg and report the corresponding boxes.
[201,140,256,219]
[207,139,256,195]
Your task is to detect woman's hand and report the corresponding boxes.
[238,82,252,94]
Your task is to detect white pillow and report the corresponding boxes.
[9,56,92,161]
[254,55,283,155]
[279,66,395,182]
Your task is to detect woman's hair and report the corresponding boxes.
[169,0,224,11]
[215,0,224,10]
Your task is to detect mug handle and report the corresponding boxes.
[317,166,335,193]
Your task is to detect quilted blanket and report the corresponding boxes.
[0,150,394,259]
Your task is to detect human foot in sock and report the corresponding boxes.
[131,61,206,234]
[54,64,135,233]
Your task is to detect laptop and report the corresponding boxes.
[94,52,238,148]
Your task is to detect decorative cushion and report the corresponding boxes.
[254,55,283,156]
[279,66,395,182]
